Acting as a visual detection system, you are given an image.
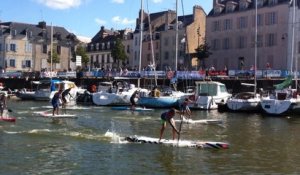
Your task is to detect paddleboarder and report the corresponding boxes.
[159,108,181,142]
[130,90,139,110]
[62,87,74,109]
[180,98,192,119]
[0,92,7,116]
[51,89,63,116]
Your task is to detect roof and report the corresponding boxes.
[207,0,291,17]
[0,21,79,46]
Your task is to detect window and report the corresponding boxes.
[211,39,220,50]
[257,0,264,7]
[25,41,32,53]
[269,0,277,5]
[257,35,264,47]
[253,14,264,27]
[237,16,248,29]
[148,43,151,50]
[212,21,221,32]
[25,60,31,68]
[0,44,2,51]
[127,45,130,53]
[57,46,61,54]
[10,43,16,52]
[266,12,277,25]
[223,38,231,50]
[164,51,169,60]
[164,37,169,46]
[9,59,15,67]
[147,54,151,62]
[42,45,47,53]
[237,36,247,49]
[266,33,277,47]
[224,19,232,31]
[107,54,110,63]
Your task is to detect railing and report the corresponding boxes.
[0,69,294,79]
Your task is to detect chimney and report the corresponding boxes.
[38,21,46,29]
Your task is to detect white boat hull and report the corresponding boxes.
[227,97,261,111]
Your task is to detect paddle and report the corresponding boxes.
[177,114,184,145]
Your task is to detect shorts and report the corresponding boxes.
[130,98,136,106]
[160,113,167,124]
[52,102,59,108]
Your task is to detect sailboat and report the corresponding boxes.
[137,0,189,108]
[260,0,300,115]
[226,0,261,112]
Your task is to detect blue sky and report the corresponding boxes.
[0,0,212,40]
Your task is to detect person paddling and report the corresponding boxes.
[180,98,192,119]
[0,92,7,116]
[51,89,63,116]
[61,87,74,111]
[130,90,139,110]
[159,108,181,142]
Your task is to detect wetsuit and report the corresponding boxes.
[62,88,72,103]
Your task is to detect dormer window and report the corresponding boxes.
[214,5,224,15]
[226,1,237,13]
[257,0,264,7]
[268,0,277,5]
[239,0,250,11]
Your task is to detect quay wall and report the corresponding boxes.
[0,77,292,94]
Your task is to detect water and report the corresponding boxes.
[1,100,300,175]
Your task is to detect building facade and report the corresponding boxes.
[206,0,293,71]
[86,26,132,70]
[132,5,206,71]
[0,21,78,72]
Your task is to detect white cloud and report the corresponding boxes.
[111,0,124,4]
[95,18,107,25]
[152,0,163,3]
[112,16,135,25]
[36,0,84,10]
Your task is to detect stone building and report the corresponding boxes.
[86,26,133,70]
[132,5,206,71]
[205,0,297,71]
[0,21,78,72]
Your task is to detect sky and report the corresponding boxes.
[0,0,212,40]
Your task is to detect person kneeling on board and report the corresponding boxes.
[159,108,181,142]
[51,89,63,116]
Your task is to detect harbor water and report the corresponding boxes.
[1,99,300,174]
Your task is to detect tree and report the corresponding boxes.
[111,38,128,67]
[195,39,212,69]
[76,45,89,67]
[47,48,60,70]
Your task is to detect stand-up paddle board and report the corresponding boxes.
[41,106,89,110]
[111,106,154,111]
[39,112,77,119]
[0,116,16,122]
[124,135,229,149]
[174,117,223,124]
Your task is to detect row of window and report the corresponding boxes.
[90,54,112,64]
[4,59,31,68]
[215,0,278,14]
[0,42,32,53]
[212,12,277,32]
[211,33,277,50]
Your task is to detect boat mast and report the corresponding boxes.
[175,0,178,71]
[50,23,53,79]
[138,0,143,88]
[254,0,257,94]
[146,0,157,86]
[292,0,297,88]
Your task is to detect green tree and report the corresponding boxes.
[47,48,60,69]
[111,38,128,67]
[76,45,89,67]
[195,39,212,69]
